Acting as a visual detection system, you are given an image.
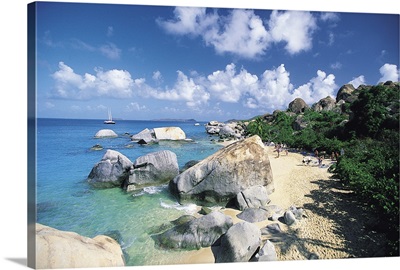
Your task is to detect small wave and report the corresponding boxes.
[143,186,164,195]
[131,185,167,197]
[120,236,135,250]
[159,200,198,214]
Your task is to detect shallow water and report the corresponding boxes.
[36,118,222,266]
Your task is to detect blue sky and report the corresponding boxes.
[34,1,399,121]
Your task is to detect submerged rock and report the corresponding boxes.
[169,135,274,206]
[90,144,103,151]
[36,223,125,269]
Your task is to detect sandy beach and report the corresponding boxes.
[181,143,388,264]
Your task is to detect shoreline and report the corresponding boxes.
[179,144,388,264]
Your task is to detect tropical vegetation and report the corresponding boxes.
[245,83,399,255]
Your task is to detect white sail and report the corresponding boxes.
[104,108,115,124]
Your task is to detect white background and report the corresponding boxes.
[0,1,399,270]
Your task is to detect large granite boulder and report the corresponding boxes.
[312,96,336,112]
[288,98,309,114]
[87,150,133,188]
[154,127,186,140]
[124,150,179,191]
[131,128,157,144]
[218,125,236,139]
[153,211,233,250]
[94,129,118,138]
[169,135,274,205]
[131,127,186,143]
[235,185,270,210]
[336,84,356,102]
[252,240,277,261]
[36,223,125,269]
[215,222,261,263]
[236,208,269,223]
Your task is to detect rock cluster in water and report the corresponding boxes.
[87,149,179,191]
[130,126,187,144]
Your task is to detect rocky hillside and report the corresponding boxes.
[206,81,399,145]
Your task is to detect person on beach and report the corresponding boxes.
[274,143,282,158]
[318,156,324,167]
[314,149,319,157]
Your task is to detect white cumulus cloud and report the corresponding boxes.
[268,10,317,54]
[152,70,163,83]
[149,71,210,108]
[158,8,319,59]
[247,64,293,110]
[157,7,217,36]
[349,75,366,88]
[51,62,134,99]
[204,9,270,58]
[378,63,399,83]
[292,70,337,104]
[207,63,259,103]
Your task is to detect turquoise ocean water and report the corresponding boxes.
[36,118,223,266]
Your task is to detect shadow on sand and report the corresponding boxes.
[269,177,388,260]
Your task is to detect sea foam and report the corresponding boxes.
[159,199,198,214]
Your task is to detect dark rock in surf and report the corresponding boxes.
[153,211,233,250]
[124,150,179,192]
[87,150,132,188]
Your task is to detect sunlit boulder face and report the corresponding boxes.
[36,223,125,269]
[94,129,118,138]
[169,135,274,206]
[312,96,337,112]
[336,84,356,102]
[288,98,309,114]
[153,127,186,140]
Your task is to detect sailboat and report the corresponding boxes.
[104,108,115,124]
